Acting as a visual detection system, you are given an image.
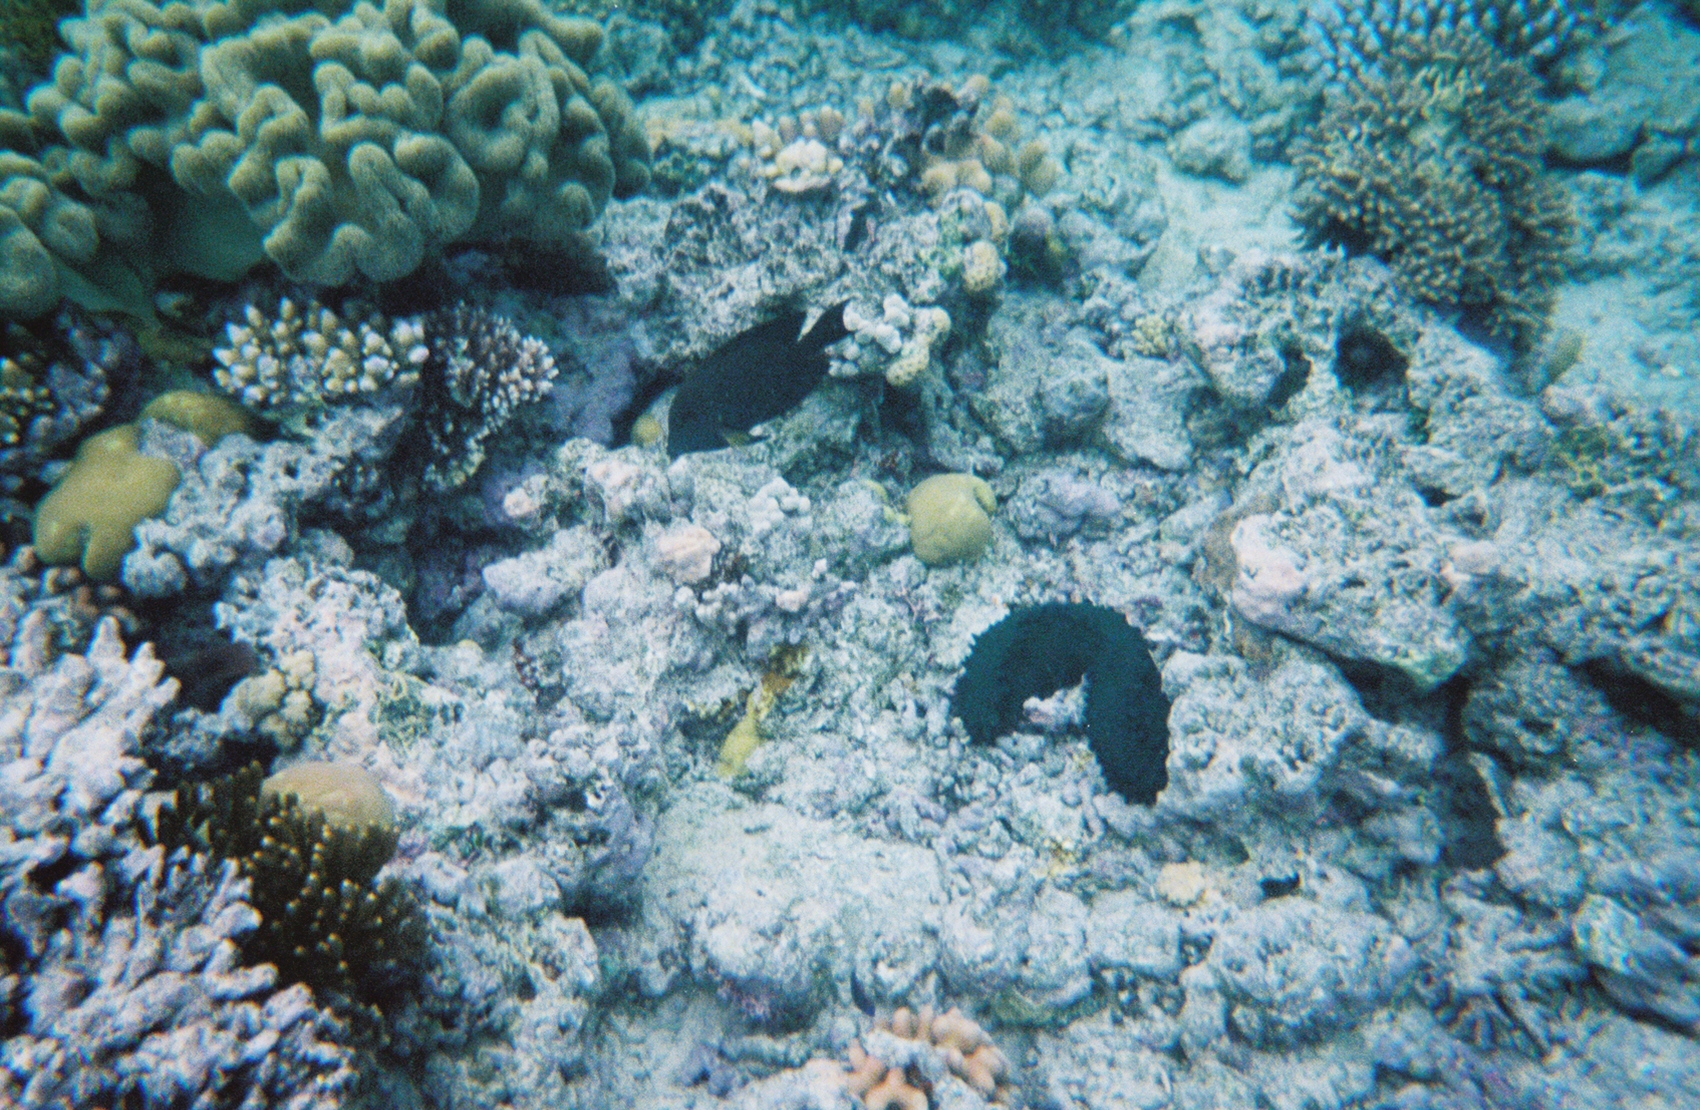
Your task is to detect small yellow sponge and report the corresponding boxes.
[33,424,181,581]
[907,473,996,566]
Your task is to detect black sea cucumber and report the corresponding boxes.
[952,602,1170,804]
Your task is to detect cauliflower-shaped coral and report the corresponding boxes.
[837,295,951,389]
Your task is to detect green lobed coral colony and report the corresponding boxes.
[0,0,652,318]
[152,760,424,1004]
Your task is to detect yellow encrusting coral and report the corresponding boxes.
[961,238,1006,296]
[717,645,808,777]
[141,389,253,444]
[33,423,181,581]
[229,649,320,749]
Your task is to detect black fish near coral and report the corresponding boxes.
[667,302,851,458]
[951,602,1170,804]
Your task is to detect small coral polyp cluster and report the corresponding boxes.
[1293,29,1573,351]
[876,74,1062,211]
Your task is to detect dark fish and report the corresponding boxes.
[842,199,877,253]
[165,639,260,711]
[667,302,851,458]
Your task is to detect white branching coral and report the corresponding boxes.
[416,304,559,491]
[213,299,428,409]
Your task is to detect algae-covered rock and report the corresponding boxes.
[907,473,996,566]
[33,423,181,580]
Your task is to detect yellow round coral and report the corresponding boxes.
[907,473,996,566]
[262,760,397,836]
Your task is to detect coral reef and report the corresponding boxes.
[809,0,1138,46]
[0,617,354,1108]
[795,1005,1014,1108]
[140,389,253,445]
[1293,29,1574,351]
[838,296,952,390]
[123,405,409,597]
[1,2,1696,1108]
[0,0,77,77]
[1544,2,1700,182]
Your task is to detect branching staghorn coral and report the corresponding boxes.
[1293,29,1573,352]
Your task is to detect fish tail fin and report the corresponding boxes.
[801,300,852,352]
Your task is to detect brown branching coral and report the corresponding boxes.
[1293,30,1573,353]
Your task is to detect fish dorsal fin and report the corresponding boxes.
[800,301,851,352]
[738,309,808,349]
